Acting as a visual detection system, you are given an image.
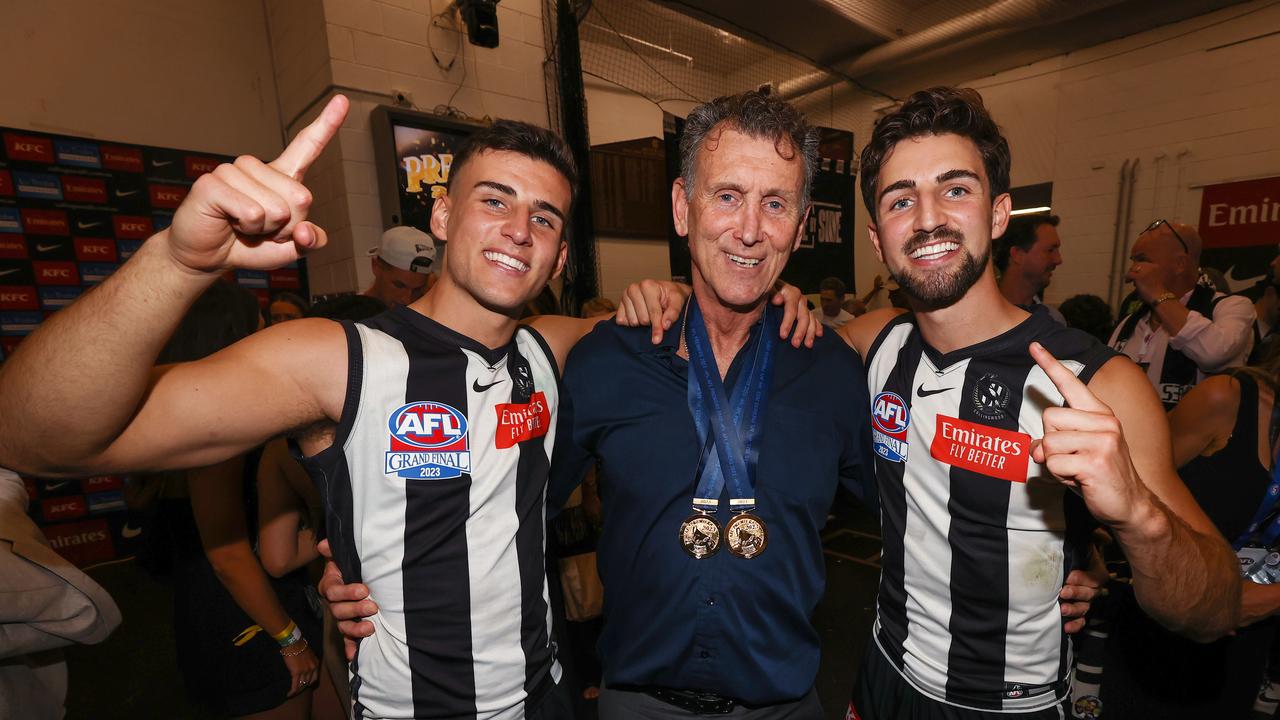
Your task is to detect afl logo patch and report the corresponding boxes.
[384,401,472,479]
[871,391,910,463]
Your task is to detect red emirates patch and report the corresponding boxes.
[495,391,550,449]
[930,414,1031,483]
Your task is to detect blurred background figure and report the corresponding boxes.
[995,214,1066,323]
[143,280,325,719]
[268,292,309,325]
[1091,352,1280,718]
[581,295,617,317]
[0,467,121,720]
[364,226,435,307]
[1109,220,1255,409]
[1059,293,1115,343]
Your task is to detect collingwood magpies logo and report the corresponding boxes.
[972,373,1010,421]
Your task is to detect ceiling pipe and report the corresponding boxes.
[777,0,1129,100]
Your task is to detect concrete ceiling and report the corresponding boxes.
[651,0,1254,100]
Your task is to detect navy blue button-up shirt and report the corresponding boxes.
[549,305,874,705]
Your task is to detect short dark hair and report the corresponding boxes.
[681,90,820,207]
[447,119,579,216]
[158,280,261,364]
[859,87,1011,222]
[270,291,310,314]
[994,214,1060,272]
[1058,293,1114,343]
[818,276,846,296]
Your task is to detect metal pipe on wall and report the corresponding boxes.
[1107,159,1132,310]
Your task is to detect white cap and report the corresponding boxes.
[369,226,435,274]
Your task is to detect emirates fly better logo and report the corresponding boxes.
[385,401,471,479]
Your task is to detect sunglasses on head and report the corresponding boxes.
[1143,219,1188,254]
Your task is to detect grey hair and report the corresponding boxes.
[679,90,821,209]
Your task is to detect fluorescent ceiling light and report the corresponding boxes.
[1009,206,1052,216]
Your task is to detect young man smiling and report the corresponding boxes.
[833,87,1239,719]
[0,97,714,719]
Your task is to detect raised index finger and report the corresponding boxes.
[1029,341,1108,413]
[270,94,349,180]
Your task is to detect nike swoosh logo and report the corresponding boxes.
[0,268,20,277]
[76,221,103,229]
[35,243,62,252]
[114,189,139,197]
[44,480,75,491]
[120,524,142,539]
[473,378,504,393]
[150,159,174,167]
[1224,265,1266,294]
[917,384,953,397]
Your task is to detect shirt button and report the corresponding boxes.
[706,596,716,606]
[700,650,711,659]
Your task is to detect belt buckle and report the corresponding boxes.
[652,688,737,715]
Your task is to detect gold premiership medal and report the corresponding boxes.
[725,512,768,559]
[679,513,722,559]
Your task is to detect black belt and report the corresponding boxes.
[642,686,740,715]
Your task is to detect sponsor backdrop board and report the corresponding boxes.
[1,128,309,564]
[1198,176,1280,294]
[663,113,857,293]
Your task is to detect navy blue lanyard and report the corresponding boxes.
[685,298,778,513]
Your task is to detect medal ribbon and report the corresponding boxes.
[685,297,778,515]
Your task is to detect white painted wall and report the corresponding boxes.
[0,0,283,159]
[787,0,1280,308]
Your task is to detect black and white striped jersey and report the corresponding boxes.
[301,305,561,720]
[864,307,1116,713]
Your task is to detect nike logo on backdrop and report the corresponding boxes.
[917,384,953,398]
[35,243,62,252]
[473,378,504,393]
[114,189,139,197]
[150,159,174,168]
[0,268,20,277]
[76,221,102,229]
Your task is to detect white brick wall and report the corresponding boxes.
[258,0,551,294]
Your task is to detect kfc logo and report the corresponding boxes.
[34,262,78,286]
[100,144,144,173]
[149,184,187,208]
[21,209,69,236]
[0,286,37,310]
[113,215,153,239]
[82,475,125,493]
[186,156,220,178]
[74,238,116,261]
[42,495,88,521]
[63,177,108,204]
[4,133,54,163]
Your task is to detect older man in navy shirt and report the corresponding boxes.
[549,91,874,718]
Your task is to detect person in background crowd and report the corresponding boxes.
[581,295,617,317]
[1058,293,1115,343]
[814,276,857,328]
[150,280,323,718]
[995,213,1066,323]
[1109,219,1255,409]
[363,225,435,307]
[1088,350,1280,719]
[843,274,887,317]
[0,467,121,720]
[268,292,309,325]
[1250,252,1280,364]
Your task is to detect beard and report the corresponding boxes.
[892,227,989,311]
